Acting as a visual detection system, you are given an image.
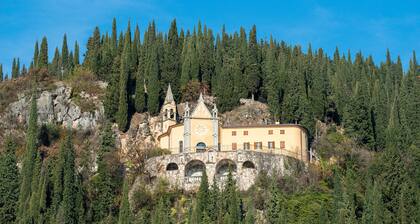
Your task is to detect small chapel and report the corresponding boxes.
[157,85,309,163]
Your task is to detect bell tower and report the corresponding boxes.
[161,84,177,133]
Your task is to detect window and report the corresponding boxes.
[254,142,262,150]
[232,131,236,136]
[232,143,237,150]
[268,141,275,149]
[243,131,248,136]
[179,141,183,153]
[243,142,250,150]
[268,130,273,135]
[280,141,285,149]
[280,130,285,134]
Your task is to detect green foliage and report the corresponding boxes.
[0,137,19,223]
[118,177,132,224]
[39,37,49,69]
[17,94,38,223]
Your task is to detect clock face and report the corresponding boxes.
[195,124,209,136]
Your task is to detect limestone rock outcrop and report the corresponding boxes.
[0,82,104,133]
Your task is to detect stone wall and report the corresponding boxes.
[144,150,306,191]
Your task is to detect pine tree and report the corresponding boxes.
[39,37,49,69]
[0,137,19,223]
[16,94,38,223]
[118,176,131,224]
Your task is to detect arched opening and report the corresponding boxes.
[166,163,179,171]
[196,142,206,152]
[216,159,237,176]
[242,161,256,169]
[185,160,206,177]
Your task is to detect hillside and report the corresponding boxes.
[0,19,419,224]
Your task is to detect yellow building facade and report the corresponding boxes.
[158,86,309,163]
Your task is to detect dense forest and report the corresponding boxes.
[0,18,419,223]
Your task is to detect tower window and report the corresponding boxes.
[232,131,236,136]
[179,141,183,153]
[268,130,273,135]
[243,131,248,136]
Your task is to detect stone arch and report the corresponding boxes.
[216,159,237,176]
[166,163,179,171]
[242,161,256,169]
[185,160,206,177]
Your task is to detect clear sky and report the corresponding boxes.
[0,0,419,76]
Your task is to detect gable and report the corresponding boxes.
[191,101,212,118]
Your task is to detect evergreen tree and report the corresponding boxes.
[244,200,255,224]
[104,72,120,121]
[118,176,131,224]
[85,27,101,75]
[91,122,115,222]
[39,37,49,69]
[134,66,146,112]
[33,41,39,68]
[0,137,19,223]
[362,181,386,224]
[74,41,80,66]
[0,64,3,81]
[151,197,171,224]
[16,94,38,223]
[147,43,161,115]
[194,171,209,222]
[62,34,70,72]
[245,25,261,97]
[162,19,181,99]
[116,32,130,131]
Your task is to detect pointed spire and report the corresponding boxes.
[164,84,174,104]
[198,92,204,103]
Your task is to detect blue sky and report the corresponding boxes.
[0,0,419,76]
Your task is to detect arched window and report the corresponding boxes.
[243,161,256,169]
[196,142,206,152]
[166,163,179,171]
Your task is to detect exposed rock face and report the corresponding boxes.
[0,82,104,132]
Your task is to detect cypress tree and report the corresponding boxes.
[245,25,261,97]
[162,19,181,99]
[62,34,69,72]
[28,152,42,223]
[33,41,39,68]
[151,197,171,224]
[51,47,61,76]
[91,122,115,222]
[0,64,3,81]
[16,94,38,223]
[11,58,17,79]
[244,200,255,224]
[118,176,131,224]
[134,66,146,112]
[74,41,80,66]
[85,27,101,75]
[194,171,209,222]
[104,72,120,121]
[147,43,161,115]
[116,32,130,131]
[60,128,78,224]
[0,137,19,223]
[111,18,118,53]
[39,37,49,69]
